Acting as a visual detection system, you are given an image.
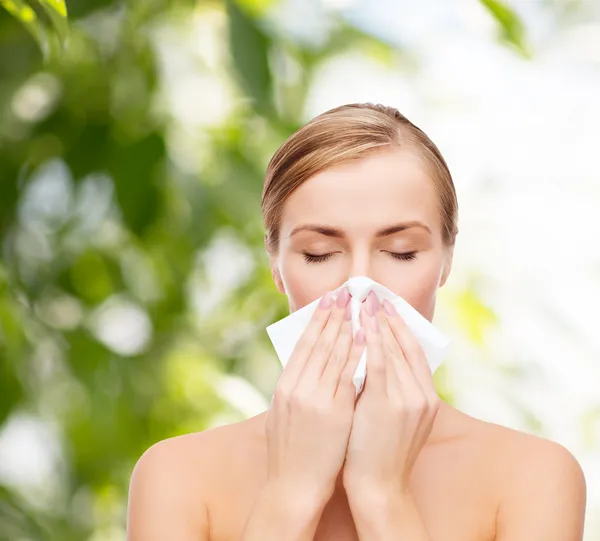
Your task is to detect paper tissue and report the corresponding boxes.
[266,276,450,395]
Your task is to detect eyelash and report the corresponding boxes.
[302,251,417,263]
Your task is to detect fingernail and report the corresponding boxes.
[319,291,334,309]
[368,291,379,313]
[363,296,374,317]
[336,287,350,308]
[383,298,396,316]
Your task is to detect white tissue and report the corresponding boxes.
[266,276,450,396]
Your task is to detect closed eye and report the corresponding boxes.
[302,251,417,263]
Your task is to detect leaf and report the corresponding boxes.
[1,0,50,54]
[37,0,69,45]
[226,0,274,116]
[108,132,164,237]
[63,122,111,180]
[0,0,68,60]
[0,485,54,540]
[479,0,530,58]
[453,287,498,346]
[326,23,399,66]
[235,0,277,18]
[0,160,20,239]
[0,270,26,425]
[69,250,116,304]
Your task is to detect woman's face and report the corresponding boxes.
[268,147,455,321]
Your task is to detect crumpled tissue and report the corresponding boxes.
[266,276,450,396]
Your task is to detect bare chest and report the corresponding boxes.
[208,447,498,541]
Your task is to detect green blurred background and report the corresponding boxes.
[1,0,599,539]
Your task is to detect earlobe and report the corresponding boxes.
[440,266,450,288]
[439,245,455,288]
[272,268,285,294]
[265,236,285,294]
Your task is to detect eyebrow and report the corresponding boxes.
[288,221,432,239]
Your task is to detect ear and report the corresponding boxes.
[265,235,286,295]
[439,243,455,288]
[271,266,285,295]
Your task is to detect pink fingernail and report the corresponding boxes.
[383,299,396,316]
[336,287,350,308]
[319,291,334,309]
[368,291,380,313]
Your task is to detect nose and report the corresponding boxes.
[341,248,379,300]
[345,276,377,303]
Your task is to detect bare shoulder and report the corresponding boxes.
[474,418,585,483]
[127,415,262,541]
[462,413,586,488]
[461,414,587,540]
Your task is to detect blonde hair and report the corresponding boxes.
[262,103,458,253]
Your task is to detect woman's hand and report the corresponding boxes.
[265,287,366,505]
[342,291,441,500]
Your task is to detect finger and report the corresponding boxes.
[361,297,386,395]
[373,299,417,396]
[382,298,437,398]
[336,325,366,400]
[279,290,336,388]
[321,300,354,391]
[300,287,351,385]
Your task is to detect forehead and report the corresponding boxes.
[280,148,441,236]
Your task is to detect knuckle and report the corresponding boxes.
[340,321,351,336]
[288,391,309,412]
[289,389,328,413]
[294,333,316,354]
[339,366,355,385]
[384,343,397,359]
[340,378,357,395]
[339,363,353,379]
[416,397,428,411]
[411,396,429,415]
[311,339,330,358]
[329,307,345,323]
[370,360,385,374]
[307,395,332,416]
[273,385,292,405]
[391,396,406,412]
[328,351,343,368]
[311,305,330,322]
[428,395,441,412]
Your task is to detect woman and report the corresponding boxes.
[127,103,587,540]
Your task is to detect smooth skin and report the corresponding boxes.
[240,288,365,540]
[264,288,363,499]
[127,147,587,541]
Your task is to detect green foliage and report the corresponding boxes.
[0,0,68,60]
[227,0,274,116]
[479,0,530,57]
[453,287,499,347]
[0,0,532,538]
[0,1,411,537]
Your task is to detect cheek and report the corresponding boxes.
[280,257,338,312]
[395,277,438,318]
[384,257,442,319]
